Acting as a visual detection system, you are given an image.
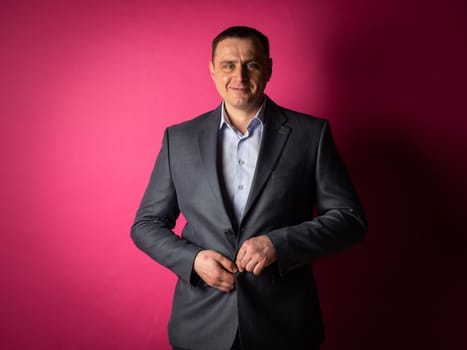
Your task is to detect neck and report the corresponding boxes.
[224,99,264,134]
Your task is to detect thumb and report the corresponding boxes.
[216,255,238,274]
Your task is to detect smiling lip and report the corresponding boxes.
[229,86,249,91]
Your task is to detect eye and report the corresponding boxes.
[246,62,260,70]
[223,63,235,71]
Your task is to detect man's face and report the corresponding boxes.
[210,37,272,113]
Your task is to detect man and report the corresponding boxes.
[131,26,366,350]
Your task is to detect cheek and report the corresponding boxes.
[251,74,262,85]
[214,76,227,90]
[257,77,268,88]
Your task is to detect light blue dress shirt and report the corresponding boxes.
[219,101,265,223]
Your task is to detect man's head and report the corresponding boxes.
[211,26,270,61]
[210,26,272,115]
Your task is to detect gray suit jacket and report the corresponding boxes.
[131,97,366,350]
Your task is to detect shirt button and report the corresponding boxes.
[238,185,244,190]
[238,160,245,165]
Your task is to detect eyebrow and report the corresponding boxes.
[219,58,259,65]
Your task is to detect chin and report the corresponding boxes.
[232,98,253,107]
[231,94,255,103]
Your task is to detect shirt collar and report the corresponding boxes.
[219,99,266,131]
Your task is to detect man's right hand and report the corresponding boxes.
[193,250,237,292]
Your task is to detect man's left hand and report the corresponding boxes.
[236,235,276,276]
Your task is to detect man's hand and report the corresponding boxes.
[236,235,276,276]
[193,250,237,292]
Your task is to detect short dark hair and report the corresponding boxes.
[211,26,270,61]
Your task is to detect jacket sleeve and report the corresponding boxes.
[130,128,203,284]
[267,121,367,276]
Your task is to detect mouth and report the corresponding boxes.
[229,86,249,92]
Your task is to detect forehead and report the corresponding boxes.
[213,37,267,61]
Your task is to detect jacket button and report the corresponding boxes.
[224,229,234,236]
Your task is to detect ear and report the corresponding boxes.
[267,58,273,81]
[209,61,215,79]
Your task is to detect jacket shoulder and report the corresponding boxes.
[282,106,325,121]
[271,102,328,131]
[167,108,219,135]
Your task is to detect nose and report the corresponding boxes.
[235,64,249,82]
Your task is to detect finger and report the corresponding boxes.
[239,248,255,271]
[194,250,232,284]
[216,284,234,293]
[219,270,236,285]
[252,261,264,276]
[244,258,258,273]
[219,279,235,291]
[206,250,236,274]
[235,246,247,271]
[204,271,234,291]
[235,261,244,272]
[213,274,235,292]
[238,242,255,270]
[217,255,237,274]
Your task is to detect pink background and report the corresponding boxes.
[1,0,466,349]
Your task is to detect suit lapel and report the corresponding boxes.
[196,106,233,226]
[241,99,291,223]
[196,99,292,229]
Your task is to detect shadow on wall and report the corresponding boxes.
[335,128,466,349]
[317,124,467,350]
[315,3,467,349]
